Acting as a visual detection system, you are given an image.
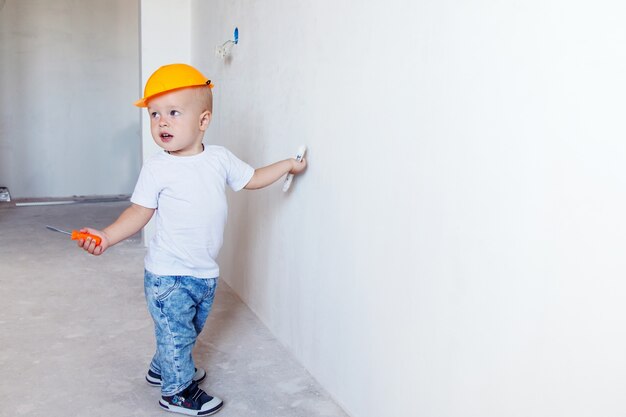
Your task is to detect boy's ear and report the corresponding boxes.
[199,110,212,131]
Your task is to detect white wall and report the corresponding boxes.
[138,0,191,244]
[191,1,626,417]
[0,0,140,199]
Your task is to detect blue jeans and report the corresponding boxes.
[144,269,218,396]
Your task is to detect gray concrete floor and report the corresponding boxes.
[0,201,348,417]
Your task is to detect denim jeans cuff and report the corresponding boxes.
[162,380,193,397]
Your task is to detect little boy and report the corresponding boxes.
[77,63,306,416]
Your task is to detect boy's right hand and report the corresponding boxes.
[77,228,109,256]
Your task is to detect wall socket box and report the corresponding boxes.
[0,187,11,202]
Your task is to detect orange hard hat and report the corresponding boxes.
[134,63,214,107]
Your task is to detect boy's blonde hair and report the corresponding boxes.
[192,85,213,113]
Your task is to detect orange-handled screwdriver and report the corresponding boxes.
[46,225,102,246]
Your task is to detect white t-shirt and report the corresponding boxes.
[131,145,254,278]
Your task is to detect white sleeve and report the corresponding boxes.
[130,164,161,209]
[225,149,255,191]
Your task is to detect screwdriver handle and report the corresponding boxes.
[71,230,102,246]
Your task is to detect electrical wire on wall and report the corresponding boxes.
[215,27,239,59]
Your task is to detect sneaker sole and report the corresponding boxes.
[146,375,161,386]
[159,397,223,416]
[146,369,207,387]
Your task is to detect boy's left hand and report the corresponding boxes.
[290,157,307,175]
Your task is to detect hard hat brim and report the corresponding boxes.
[134,83,215,108]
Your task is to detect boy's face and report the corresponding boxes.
[147,88,211,156]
